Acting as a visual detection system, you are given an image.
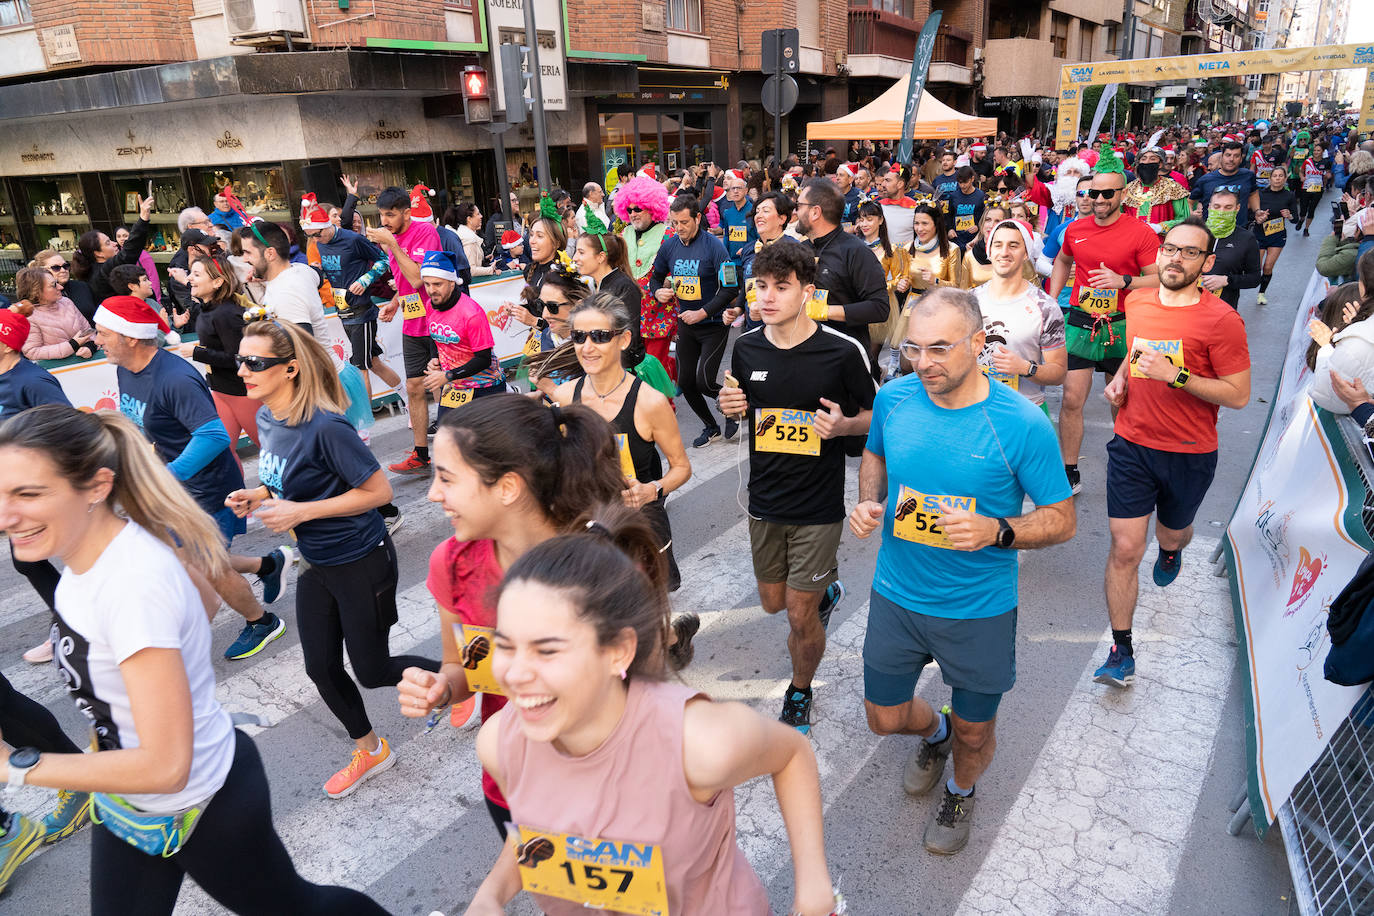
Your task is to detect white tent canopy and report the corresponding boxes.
[808,73,997,140]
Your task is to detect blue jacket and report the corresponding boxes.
[649,229,735,324]
[718,199,757,264]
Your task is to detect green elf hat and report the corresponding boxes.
[539,193,560,221]
[1094,143,1126,176]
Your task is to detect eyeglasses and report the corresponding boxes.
[47,262,69,271]
[570,328,620,344]
[235,354,293,372]
[626,206,644,214]
[1159,243,1211,261]
[1086,188,1119,199]
[535,298,561,315]
[898,329,977,363]
[1075,189,1091,198]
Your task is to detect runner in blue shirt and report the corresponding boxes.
[717,174,757,265]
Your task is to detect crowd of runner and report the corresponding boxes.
[0,112,1368,914]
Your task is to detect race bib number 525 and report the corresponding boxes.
[754,408,820,456]
[892,486,976,549]
[515,827,669,916]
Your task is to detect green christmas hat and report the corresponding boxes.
[539,193,560,221]
[582,203,608,237]
[1094,143,1125,176]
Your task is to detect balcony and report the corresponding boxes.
[847,10,973,83]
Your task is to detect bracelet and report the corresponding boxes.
[437,680,454,709]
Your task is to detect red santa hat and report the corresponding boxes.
[725,168,746,183]
[501,229,524,250]
[410,184,435,222]
[94,295,170,339]
[709,185,726,205]
[637,163,657,181]
[300,193,331,231]
[837,162,860,179]
[0,307,30,353]
[970,143,987,152]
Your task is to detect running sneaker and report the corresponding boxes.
[923,787,976,855]
[1093,645,1136,688]
[1066,465,1082,496]
[41,789,90,844]
[21,639,52,664]
[1153,547,1183,587]
[449,695,476,728]
[903,708,953,796]
[723,416,740,440]
[224,612,286,661]
[692,426,722,448]
[259,546,296,605]
[389,450,431,475]
[383,510,405,538]
[0,813,41,895]
[779,688,813,735]
[1256,292,1268,306]
[427,420,438,437]
[668,613,701,669]
[324,738,396,799]
[817,580,845,631]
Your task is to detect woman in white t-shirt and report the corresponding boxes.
[0,404,387,916]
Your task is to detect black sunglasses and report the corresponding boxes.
[570,328,620,344]
[626,206,645,214]
[534,298,562,315]
[235,355,293,372]
[1086,188,1118,199]
[47,261,69,271]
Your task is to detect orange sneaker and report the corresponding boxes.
[388,450,431,475]
[323,738,396,799]
[450,695,477,728]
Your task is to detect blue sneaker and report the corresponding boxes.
[818,580,845,630]
[1153,548,1182,587]
[0,813,42,895]
[779,688,813,735]
[225,612,286,660]
[259,546,296,605]
[1093,645,1136,688]
[41,789,90,844]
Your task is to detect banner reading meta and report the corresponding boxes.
[1223,269,1372,831]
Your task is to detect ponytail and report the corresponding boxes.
[0,405,231,580]
[72,230,102,282]
[241,320,346,424]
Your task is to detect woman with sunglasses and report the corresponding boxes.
[554,292,690,591]
[32,249,96,322]
[226,321,439,799]
[177,254,261,457]
[509,263,586,400]
[0,403,388,915]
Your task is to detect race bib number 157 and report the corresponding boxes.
[514,827,669,916]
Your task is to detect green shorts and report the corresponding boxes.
[747,518,841,592]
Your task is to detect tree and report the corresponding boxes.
[1199,77,1237,122]
[1077,85,1131,135]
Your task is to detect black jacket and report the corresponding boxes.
[87,218,151,303]
[63,278,97,323]
[597,268,647,367]
[192,294,252,396]
[809,226,889,354]
[166,247,201,330]
[1205,230,1261,309]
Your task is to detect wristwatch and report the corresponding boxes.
[1121,274,1133,290]
[1170,366,1191,389]
[1026,361,1039,378]
[994,517,1016,549]
[7,747,40,790]
[654,483,665,501]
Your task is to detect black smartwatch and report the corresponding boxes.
[993,517,1016,549]
[1121,274,1133,290]
[1026,361,1039,378]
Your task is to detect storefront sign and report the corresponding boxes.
[19,146,55,164]
[41,25,81,65]
[373,121,409,141]
[216,131,244,150]
[486,0,568,111]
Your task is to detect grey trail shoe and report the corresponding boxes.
[923,787,975,855]
[903,710,953,796]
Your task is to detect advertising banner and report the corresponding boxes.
[1223,270,1373,829]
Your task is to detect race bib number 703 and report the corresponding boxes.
[515,827,669,916]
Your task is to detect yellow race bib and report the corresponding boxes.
[614,433,637,479]
[729,225,747,243]
[514,827,668,916]
[453,623,503,695]
[955,214,975,232]
[1263,217,1284,235]
[400,292,425,321]
[673,278,701,301]
[892,486,976,549]
[754,408,820,457]
[982,365,1019,390]
[440,386,474,408]
[1077,287,1120,316]
[332,289,347,312]
[745,277,757,305]
[806,288,829,321]
[1128,336,1185,379]
[1304,176,1324,193]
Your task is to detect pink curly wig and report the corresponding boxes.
[613,176,672,224]
[705,200,721,229]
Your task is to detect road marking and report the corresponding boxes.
[954,536,1234,916]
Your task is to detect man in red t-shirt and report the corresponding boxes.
[1049,166,1161,495]
[1095,218,1251,688]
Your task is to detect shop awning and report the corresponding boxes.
[807,73,997,141]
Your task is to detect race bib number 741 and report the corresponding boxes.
[515,827,669,916]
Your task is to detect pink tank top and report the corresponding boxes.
[498,679,772,916]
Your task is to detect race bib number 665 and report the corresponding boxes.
[515,827,668,916]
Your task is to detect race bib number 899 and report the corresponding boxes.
[515,827,669,916]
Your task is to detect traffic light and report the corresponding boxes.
[462,65,491,124]
[499,42,529,124]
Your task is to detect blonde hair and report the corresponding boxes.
[0,405,231,580]
[28,249,62,269]
[241,320,346,425]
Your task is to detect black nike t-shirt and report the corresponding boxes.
[729,324,876,525]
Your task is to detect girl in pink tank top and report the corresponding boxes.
[464,505,840,916]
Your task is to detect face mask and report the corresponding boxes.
[1206,208,1237,237]
[1136,162,1161,184]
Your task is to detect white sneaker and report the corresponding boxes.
[22,640,52,664]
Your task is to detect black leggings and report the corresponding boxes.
[297,537,439,740]
[90,730,388,916]
[677,323,729,429]
[1296,189,1321,224]
[641,499,681,592]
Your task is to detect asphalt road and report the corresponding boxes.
[0,205,1331,915]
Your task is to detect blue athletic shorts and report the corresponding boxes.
[862,588,1015,723]
[1105,435,1217,530]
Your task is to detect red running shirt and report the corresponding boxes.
[1059,214,1161,318]
[1114,288,1250,454]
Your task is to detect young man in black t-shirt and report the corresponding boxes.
[718,243,876,734]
